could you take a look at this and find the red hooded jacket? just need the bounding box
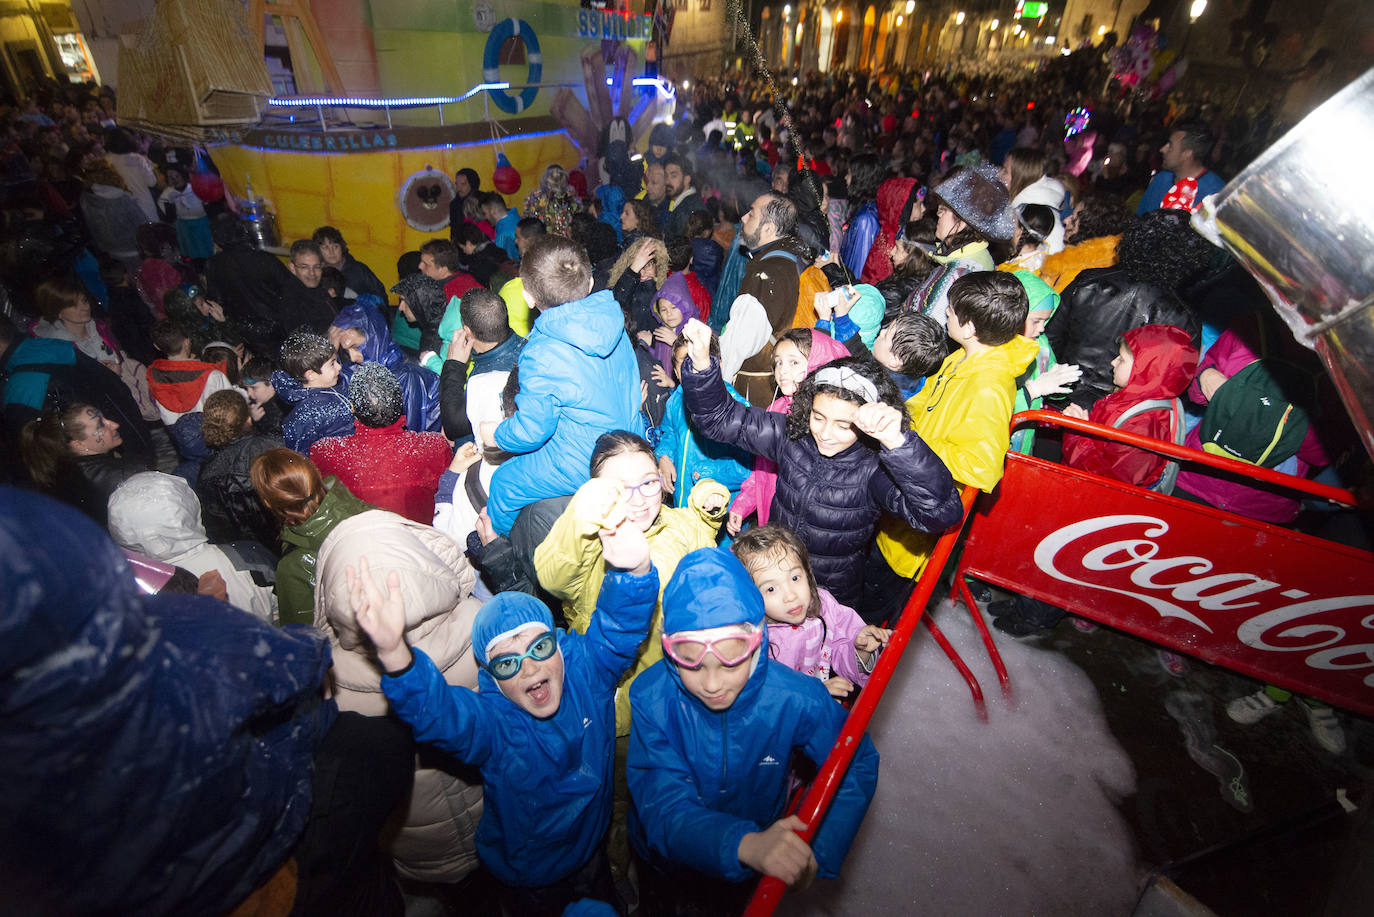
[1062,324,1199,488]
[860,177,918,285]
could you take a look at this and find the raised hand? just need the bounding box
[853,402,906,450]
[347,557,412,673]
[698,486,727,515]
[813,290,834,322]
[449,440,481,473]
[835,285,861,317]
[681,318,713,372]
[726,510,744,536]
[447,327,474,365]
[650,364,676,389]
[599,512,652,575]
[652,325,678,346]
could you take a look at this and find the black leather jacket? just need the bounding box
[1046,265,1200,409]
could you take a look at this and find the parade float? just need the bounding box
[115,0,678,283]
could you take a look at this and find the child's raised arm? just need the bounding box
[351,557,500,765]
[680,319,789,464]
[583,515,661,688]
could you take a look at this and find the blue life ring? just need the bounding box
[483,19,542,114]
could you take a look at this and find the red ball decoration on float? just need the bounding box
[492,153,521,195]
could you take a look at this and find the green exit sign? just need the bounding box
[1020,1,1048,17]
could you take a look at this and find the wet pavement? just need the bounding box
[778,592,1373,917]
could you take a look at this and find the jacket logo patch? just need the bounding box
[583,717,592,728]
[760,754,780,766]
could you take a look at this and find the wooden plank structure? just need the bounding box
[116,0,274,141]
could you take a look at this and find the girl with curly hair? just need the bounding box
[678,320,962,606]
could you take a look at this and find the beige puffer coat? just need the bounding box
[314,510,484,883]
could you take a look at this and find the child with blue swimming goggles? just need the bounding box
[350,488,659,916]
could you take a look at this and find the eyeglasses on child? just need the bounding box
[661,628,762,670]
[482,631,558,680]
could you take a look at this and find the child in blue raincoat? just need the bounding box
[352,492,659,917]
[627,547,879,912]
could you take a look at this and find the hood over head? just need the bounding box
[1010,269,1061,320]
[1,486,149,677]
[663,548,766,634]
[107,472,209,562]
[390,273,448,334]
[331,295,402,370]
[653,273,699,330]
[534,288,631,358]
[1115,323,1200,403]
[315,510,476,656]
[472,592,555,668]
[805,328,851,372]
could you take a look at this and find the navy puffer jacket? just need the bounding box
[682,357,962,605]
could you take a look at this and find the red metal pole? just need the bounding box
[1011,410,1359,506]
[741,485,980,916]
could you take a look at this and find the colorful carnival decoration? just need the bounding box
[1063,106,1092,139]
[483,18,543,114]
[397,165,456,232]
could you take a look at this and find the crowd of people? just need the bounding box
[0,58,1366,916]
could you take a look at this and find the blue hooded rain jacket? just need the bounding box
[0,487,335,915]
[381,566,660,887]
[487,288,646,535]
[627,548,879,882]
[332,295,442,433]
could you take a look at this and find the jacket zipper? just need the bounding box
[719,710,728,799]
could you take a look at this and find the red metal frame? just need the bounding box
[741,486,980,916]
[948,410,1369,717]
[741,410,1368,916]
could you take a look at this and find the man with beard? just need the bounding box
[662,153,707,240]
[719,193,807,407]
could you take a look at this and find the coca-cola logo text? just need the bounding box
[1034,515,1374,686]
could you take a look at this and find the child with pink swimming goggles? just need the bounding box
[627,547,878,911]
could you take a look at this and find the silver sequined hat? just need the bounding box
[931,163,1015,241]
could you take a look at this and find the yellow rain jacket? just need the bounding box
[877,334,1040,578]
[534,476,727,735]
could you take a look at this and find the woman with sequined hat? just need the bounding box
[903,162,1015,326]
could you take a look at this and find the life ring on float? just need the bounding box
[483,19,543,114]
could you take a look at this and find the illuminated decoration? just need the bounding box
[1064,106,1091,138]
[397,165,456,232]
[955,11,965,24]
[1045,34,1056,44]
[836,10,842,23]
[897,15,903,25]
[990,18,999,29]
[1016,1,1049,18]
[906,0,915,11]
[483,18,543,114]
[1189,0,1207,21]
